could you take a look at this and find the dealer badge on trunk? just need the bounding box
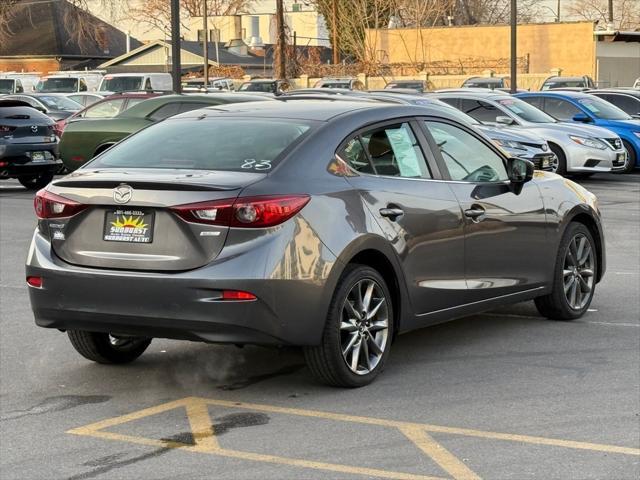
[113,184,133,204]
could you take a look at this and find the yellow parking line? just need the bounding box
[399,425,481,480]
[67,396,640,480]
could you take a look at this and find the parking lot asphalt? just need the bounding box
[1,173,638,480]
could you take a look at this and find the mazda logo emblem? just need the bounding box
[31,125,38,133]
[113,184,133,204]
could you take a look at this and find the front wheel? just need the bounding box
[304,265,393,387]
[548,144,567,176]
[535,223,597,320]
[617,140,637,174]
[18,171,54,190]
[67,330,151,364]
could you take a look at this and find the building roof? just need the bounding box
[0,0,141,59]
[100,40,274,69]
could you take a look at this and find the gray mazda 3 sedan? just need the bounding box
[26,100,606,387]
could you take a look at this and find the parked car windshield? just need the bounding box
[99,76,143,92]
[542,80,584,90]
[38,95,82,111]
[239,82,274,92]
[578,97,632,120]
[0,79,14,94]
[88,118,313,172]
[497,98,556,123]
[36,78,78,93]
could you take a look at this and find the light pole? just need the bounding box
[170,0,181,93]
[203,0,208,89]
[275,0,286,79]
[510,0,517,93]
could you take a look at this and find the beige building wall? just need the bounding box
[366,21,597,76]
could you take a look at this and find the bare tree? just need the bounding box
[127,0,253,34]
[566,0,640,29]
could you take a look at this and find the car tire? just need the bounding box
[535,223,597,320]
[67,330,151,364]
[619,140,636,174]
[548,143,567,176]
[18,171,54,190]
[304,264,394,388]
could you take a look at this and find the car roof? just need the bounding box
[520,90,590,99]
[544,76,586,82]
[432,90,509,99]
[173,98,458,122]
[118,93,262,117]
[465,77,503,82]
[589,89,640,97]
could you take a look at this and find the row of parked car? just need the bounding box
[1,77,638,190]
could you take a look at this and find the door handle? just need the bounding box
[464,207,486,219]
[379,207,404,220]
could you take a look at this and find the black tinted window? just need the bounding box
[543,98,581,121]
[522,96,543,109]
[148,102,181,121]
[88,119,312,172]
[595,94,640,115]
[460,99,500,123]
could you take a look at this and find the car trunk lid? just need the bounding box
[46,169,264,271]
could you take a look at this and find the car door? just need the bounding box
[422,119,550,303]
[339,119,467,320]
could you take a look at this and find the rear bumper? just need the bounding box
[0,142,60,177]
[26,227,338,346]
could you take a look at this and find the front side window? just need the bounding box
[595,94,640,116]
[425,121,508,182]
[87,119,313,172]
[497,97,556,123]
[578,97,631,120]
[543,98,582,121]
[0,79,14,94]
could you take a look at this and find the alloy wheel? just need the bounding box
[340,279,389,375]
[563,233,595,310]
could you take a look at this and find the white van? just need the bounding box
[98,73,173,94]
[0,73,41,94]
[35,71,104,93]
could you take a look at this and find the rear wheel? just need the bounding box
[548,143,567,176]
[535,223,597,320]
[618,140,637,174]
[67,330,151,364]
[304,265,393,387]
[18,171,54,190]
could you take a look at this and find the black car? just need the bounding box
[1,93,82,122]
[587,89,640,119]
[0,100,61,189]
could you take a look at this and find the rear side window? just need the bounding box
[148,102,181,121]
[88,119,313,172]
[341,123,431,179]
[460,99,500,123]
[84,98,125,118]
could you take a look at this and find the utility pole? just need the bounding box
[556,0,561,22]
[332,0,339,64]
[608,0,614,24]
[510,0,517,93]
[275,0,286,79]
[203,0,208,89]
[170,0,181,93]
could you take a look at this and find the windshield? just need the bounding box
[542,80,584,90]
[0,79,14,94]
[239,82,273,92]
[37,95,82,111]
[578,97,631,120]
[99,76,143,92]
[36,78,78,93]
[88,118,313,172]
[497,98,556,123]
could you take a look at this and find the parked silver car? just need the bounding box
[432,91,626,175]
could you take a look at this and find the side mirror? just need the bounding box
[496,115,515,125]
[572,112,592,123]
[507,157,534,194]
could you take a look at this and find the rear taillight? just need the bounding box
[221,290,257,301]
[53,120,66,137]
[26,276,43,288]
[0,125,16,133]
[34,189,87,219]
[171,195,310,228]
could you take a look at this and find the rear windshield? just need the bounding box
[0,79,14,94]
[99,76,143,92]
[497,98,556,123]
[239,82,273,92]
[36,78,78,92]
[37,95,82,111]
[88,118,313,172]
